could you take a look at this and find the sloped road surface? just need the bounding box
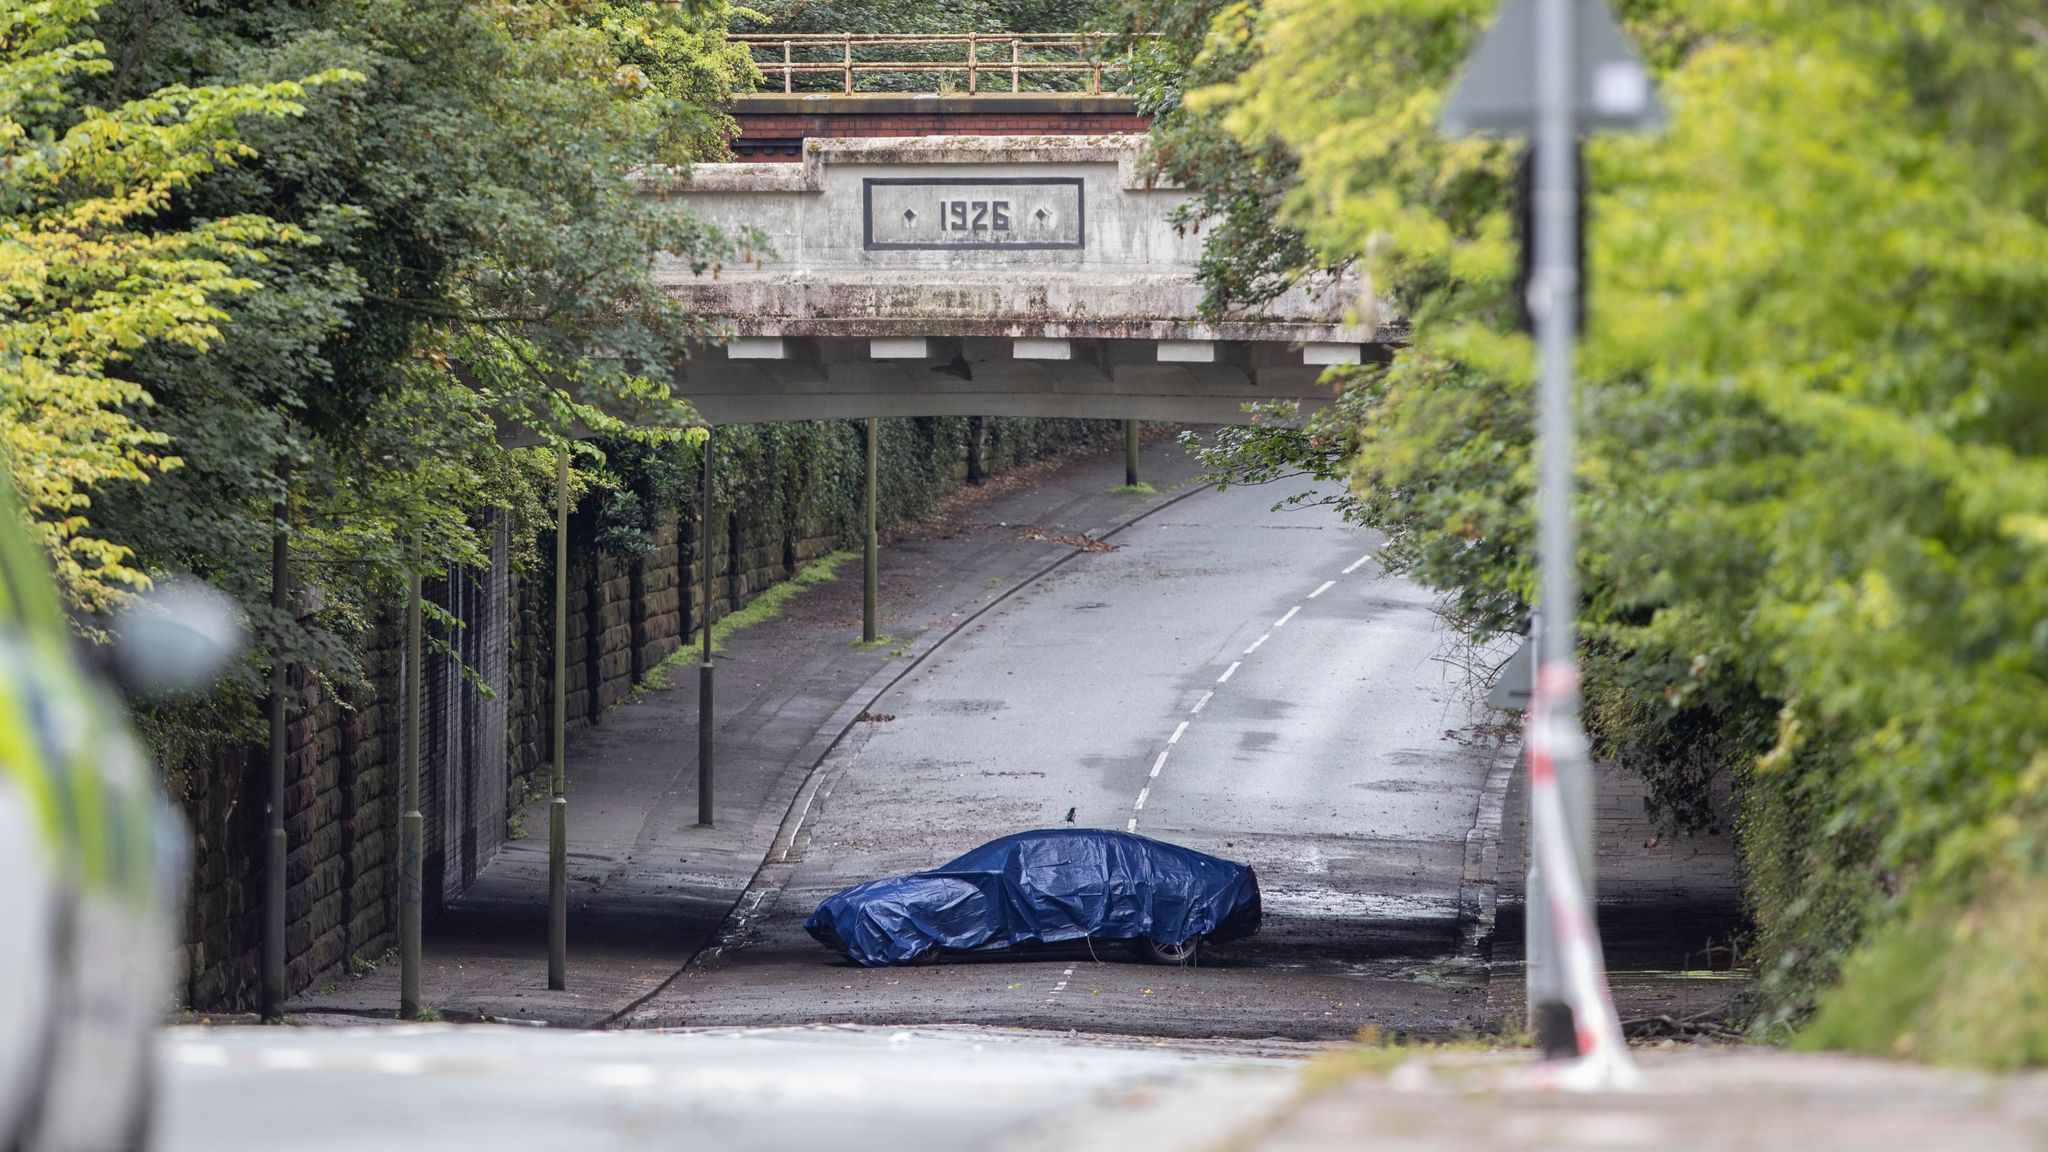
[631,481,1512,1040]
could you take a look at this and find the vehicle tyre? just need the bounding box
[119,1035,156,1152]
[1129,936,1203,965]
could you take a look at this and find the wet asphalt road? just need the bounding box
[159,1024,1296,1152]
[632,480,1512,1040]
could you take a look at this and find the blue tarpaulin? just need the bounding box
[804,829,1262,967]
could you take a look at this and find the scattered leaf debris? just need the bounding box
[1024,531,1117,553]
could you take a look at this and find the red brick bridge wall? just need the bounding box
[730,93,1150,160]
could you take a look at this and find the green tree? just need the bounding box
[0,0,349,613]
[71,0,754,715]
[1151,0,2048,1060]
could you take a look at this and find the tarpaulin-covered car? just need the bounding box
[804,829,1262,967]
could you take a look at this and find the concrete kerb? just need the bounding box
[1457,737,1522,968]
[601,478,1217,1027]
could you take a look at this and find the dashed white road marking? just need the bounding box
[368,1052,430,1077]
[1046,965,1077,1004]
[1125,555,1356,881]
[176,1045,229,1067]
[591,1063,659,1089]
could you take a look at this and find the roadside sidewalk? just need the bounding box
[993,1046,2048,1152]
[288,434,1206,1026]
[1484,754,1750,1035]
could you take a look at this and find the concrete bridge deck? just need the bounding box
[646,135,1393,424]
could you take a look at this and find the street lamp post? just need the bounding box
[1442,0,1662,1080]
[261,488,289,1021]
[1531,0,1586,1056]
[401,567,423,1018]
[699,427,717,827]
[863,418,879,645]
[549,448,570,990]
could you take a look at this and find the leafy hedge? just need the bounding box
[1142,0,2048,1061]
[592,417,1120,567]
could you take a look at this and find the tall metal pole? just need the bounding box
[400,567,423,1019]
[698,429,716,827]
[863,418,879,644]
[549,448,569,990]
[261,491,288,1021]
[1528,0,1593,1054]
[1124,419,1140,487]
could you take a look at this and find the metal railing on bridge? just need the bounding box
[734,32,1143,96]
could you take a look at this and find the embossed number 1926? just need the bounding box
[938,199,1011,232]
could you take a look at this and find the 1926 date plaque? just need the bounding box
[863,178,1085,251]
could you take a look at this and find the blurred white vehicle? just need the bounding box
[0,490,237,1152]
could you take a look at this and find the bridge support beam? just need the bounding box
[863,417,879,644]
[1124,419,1140,487]
[677,337,1360,426]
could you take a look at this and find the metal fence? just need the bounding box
[735,33,1141,96]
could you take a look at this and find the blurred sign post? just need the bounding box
[1487,634,1534,711]
[1442,0,1661,1082]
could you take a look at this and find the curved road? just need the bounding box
[631,480,1512,1039]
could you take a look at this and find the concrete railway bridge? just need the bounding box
[649,130,1391,425]
[406,64,1401,1010]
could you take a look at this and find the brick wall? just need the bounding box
[730,93,1151,160]
[169,623,403,1008]
[170,416,1121,1010]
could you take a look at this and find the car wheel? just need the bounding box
[119,1034,156,1152]
[1129,936,1203,965]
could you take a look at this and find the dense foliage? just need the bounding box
[0,0,760,770]
[1137,0,2048,1061]
[0,0,346,614]
[739,0,1108,37]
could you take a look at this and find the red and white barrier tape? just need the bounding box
[1522,662,1638,1091]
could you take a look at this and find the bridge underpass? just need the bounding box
[629,131,1397,955]
[319,103,1403,1013]
[158,31,1821,1152]
[321,117,1438,1024]
[313,96,1731,1039]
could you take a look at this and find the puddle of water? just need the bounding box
[1260,887,1459,921]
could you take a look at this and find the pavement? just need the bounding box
[1488,757,1750,1036]
[287,428,1746,1038]
[159,1022,2048,1152]
[1002,1042,2048,1152]
[290,433,1215,1026]
[176,434,2047,1150]
[628,472,1510,1039]
[157,1023,1303,1152]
